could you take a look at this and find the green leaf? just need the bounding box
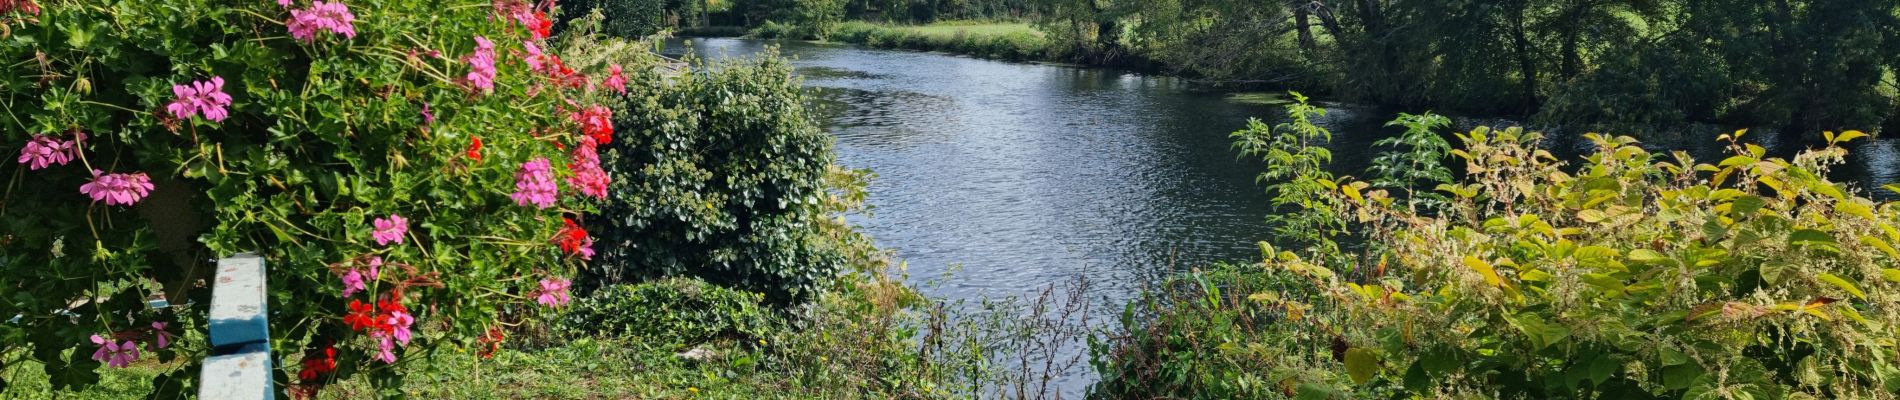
[1730,195,1765,217]
[1817,273,1866,300]
[1463,255,1503,287]
[1789,229,1837,246]
[1882,269,1900,283]
[1627,249,1666,263]
[1344,348,1379,385]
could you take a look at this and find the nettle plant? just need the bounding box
[1258,126,1900,398]
[1,0,632,396]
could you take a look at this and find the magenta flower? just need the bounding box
[340,269,365,297]
[165,77,234,122]
[374,336,397,364]
[79,171,155,206]
[371,214,407,246]
[510,158,558,209]
[386,310,415,345]
[151,321,175,350]
[278,0,292,7]
[603,64,627,94]
[577,237,596,260]
[535,278,570,307]
[463,36,498,93]
[17,135,75,170]
[90,334,139,368]
[286,1,357,43]
[420,102,435,124]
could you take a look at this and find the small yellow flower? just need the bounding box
[688,387,700,395]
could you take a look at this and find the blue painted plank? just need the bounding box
[208,253,269,351]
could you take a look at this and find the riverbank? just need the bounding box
[819,21,1051,63]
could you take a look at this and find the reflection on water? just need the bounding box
[664,37,1899,394]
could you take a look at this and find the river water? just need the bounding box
[663,37,1900,395]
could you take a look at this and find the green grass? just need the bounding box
[895,22,1039,39]
[829,21,1052,62]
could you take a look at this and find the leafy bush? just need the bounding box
[591,51,847,304]
[1104,97,1900,398]
[558,278,775,347]
[1,0,626,395]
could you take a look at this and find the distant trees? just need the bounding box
[578,0,1899,134]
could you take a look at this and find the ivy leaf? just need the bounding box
[1817,273,1866,300]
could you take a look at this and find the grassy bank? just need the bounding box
[751,21,1051,63]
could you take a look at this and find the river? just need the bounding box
[663,36,1900,395]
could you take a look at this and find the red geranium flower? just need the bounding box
[529,11,552,39]
[554,217,588,255]
[466,136,483,163]
[571,106,612,144]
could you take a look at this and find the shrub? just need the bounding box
[590,51,846,304]
[558,278,775,348]
[1104,97,1900,398]
[0,0,623,396]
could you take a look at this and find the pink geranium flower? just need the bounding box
[340,269,366,297]
[17,134,75,170]
[79,171,155,206]
[90,334,139,368]
[386,310,415,345]
[603,64,627,94]
[567,140,609,199]
[463,36,498,93]
[371,214,407,246]
[511,158,558,208]
[536,278,570,307]
[151,321,175,350]
[286,1,356,43]
[166,77,234,122]
[367,256,382,280]
[374,336,397,364]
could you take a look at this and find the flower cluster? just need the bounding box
[371,214,407,246]
[568,139,609,199]
[343,297,415,364]
[286,1,357,43]
[523,41,585,88]
[165,76,233,122]
[463,36,498,93]
[493,0,551,39]
[553,217,594,259]
[78,170,154,206]
[511,157,558,208]
[89,335,139,368]
[16,134,75,170]
[572,105,613,144]
[297,345,338,382]
[603,64,627,94]
[535,277,571,307]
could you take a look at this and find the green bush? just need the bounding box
[558,278,775,347]
[1101,97,1900,398]
[591,51,846,304]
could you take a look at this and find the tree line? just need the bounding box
[590,0,1900,135]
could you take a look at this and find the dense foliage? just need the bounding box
[0,0,628,396]
[1099,98,1900,398]
[589,51,853,304]
[557,278,775,347]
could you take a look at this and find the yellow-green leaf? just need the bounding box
[1463,255,1502,287]
[1882,269,1900,283]
[1627,249,1666,263]
[1345,348,1379,385]
[1818,273,1866,300]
